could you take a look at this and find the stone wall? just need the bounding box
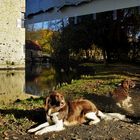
[0,0,25,68]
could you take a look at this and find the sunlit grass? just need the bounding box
[0,97,44,111]
[58,73,132,95]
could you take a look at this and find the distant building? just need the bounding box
[26,40,42,62]
[0,0,25,69]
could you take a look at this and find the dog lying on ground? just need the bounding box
[28,91,126,135]
[110,79,135,108]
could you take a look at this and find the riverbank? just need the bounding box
[0,63,140,139]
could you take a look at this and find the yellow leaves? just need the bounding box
[26,29,57,54]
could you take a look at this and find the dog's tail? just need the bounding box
[97,110,126,121]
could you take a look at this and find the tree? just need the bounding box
[26,29,54,54]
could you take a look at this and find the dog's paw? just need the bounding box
[89,120,100,125]
[28,128,36,133]
[35,130,44,135]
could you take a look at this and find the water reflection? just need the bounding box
[25,62,78,96]
[0,70,26,104]
[25,62,97,96]
[26,63,56,96]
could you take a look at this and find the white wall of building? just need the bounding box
[0,0,25,68]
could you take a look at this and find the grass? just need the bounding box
[0,63,139,136]
[58,73,134,96]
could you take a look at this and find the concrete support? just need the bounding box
[0,0,25,69]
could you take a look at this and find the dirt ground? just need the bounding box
[1,90,140,140]
[0,118,140,140]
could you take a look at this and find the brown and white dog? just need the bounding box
[111,79,135,108]
[28,91,126,135]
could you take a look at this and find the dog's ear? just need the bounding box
[44,96,50,111]
[57,93,66,108]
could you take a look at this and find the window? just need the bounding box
[17,12,25,28]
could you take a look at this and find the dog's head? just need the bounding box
[44,91,66,115]
[121,79,135,90]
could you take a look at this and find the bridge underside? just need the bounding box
[26,0,140,24]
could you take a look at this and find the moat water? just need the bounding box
[0,62,81,104]
[0,70,26,104]
[25,62,80,96]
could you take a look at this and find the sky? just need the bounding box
[27,18,69,31]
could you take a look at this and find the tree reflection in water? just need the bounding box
[25,62,96,96]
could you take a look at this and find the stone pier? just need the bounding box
[0,0,25,69]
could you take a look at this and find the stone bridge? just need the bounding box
[0,0,140,69]
[26,0,140,24]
